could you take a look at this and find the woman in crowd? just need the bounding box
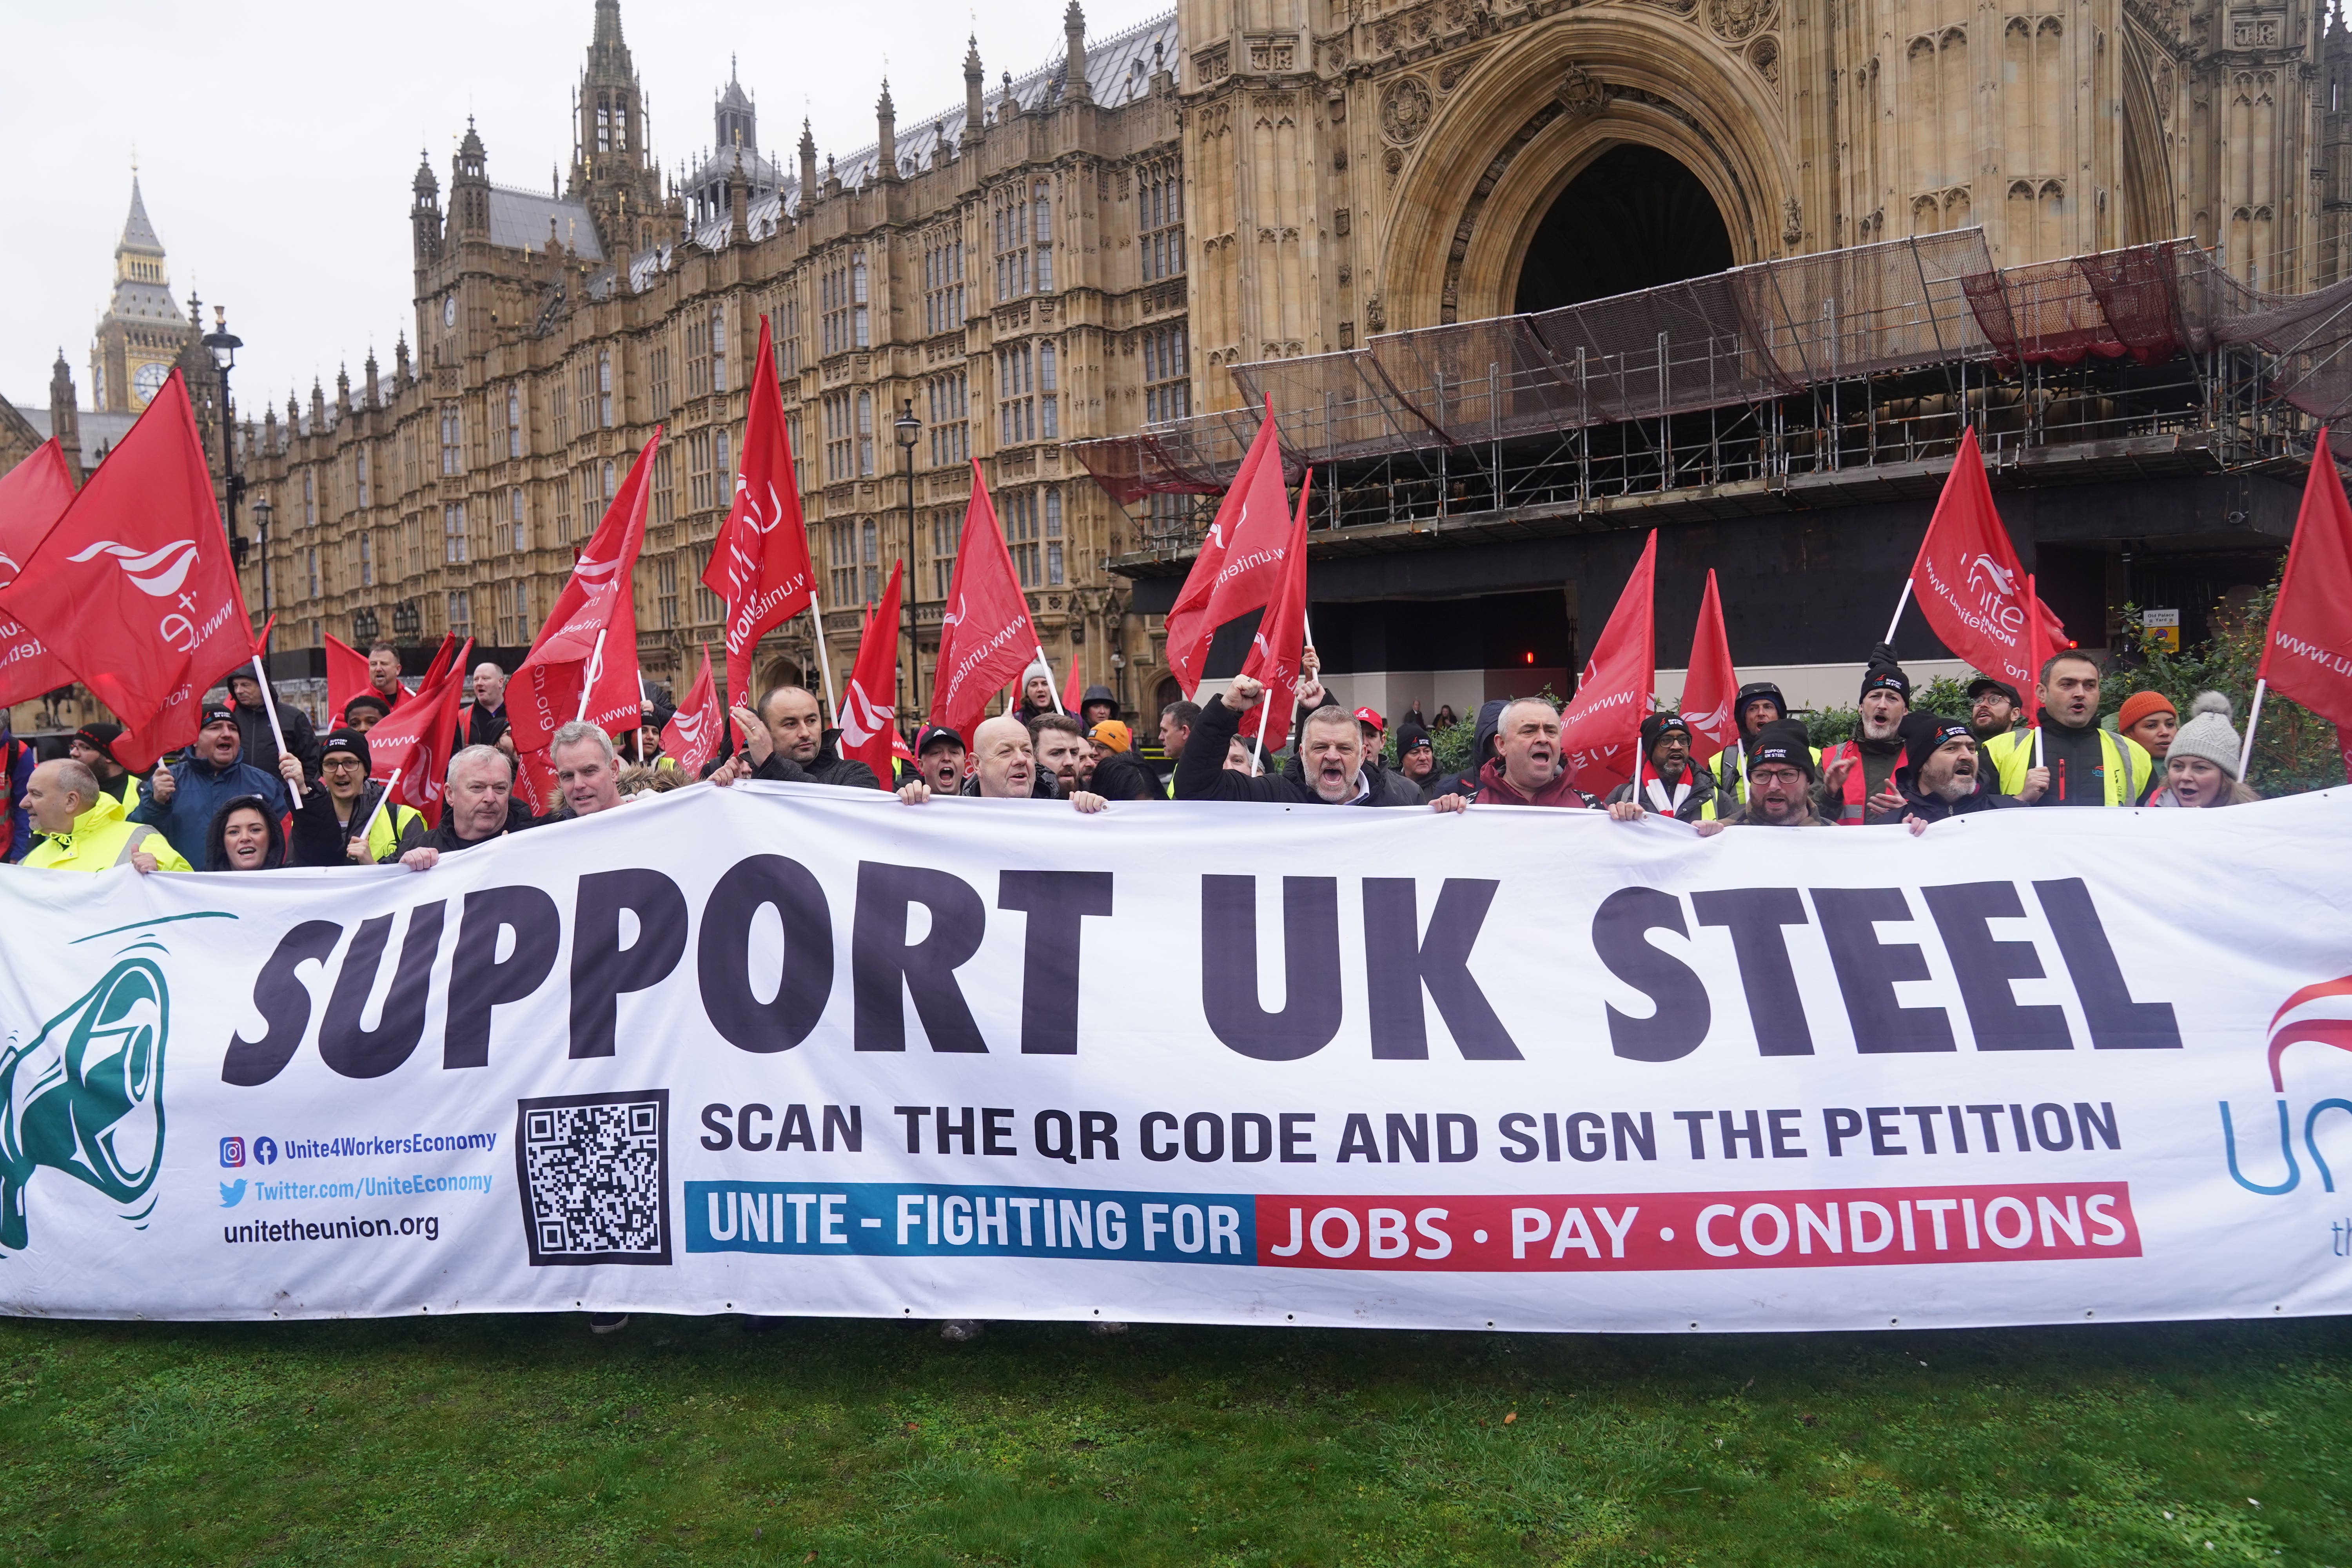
[2117,690,2178,762]
[1432,704,1458,730]
[2154,691,2260,807]
[205,795,288,871]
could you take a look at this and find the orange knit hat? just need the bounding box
[2116,690,2175,734]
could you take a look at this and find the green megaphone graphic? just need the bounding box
[0,957,168,1251]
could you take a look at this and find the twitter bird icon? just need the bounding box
[218,1179,247,1209]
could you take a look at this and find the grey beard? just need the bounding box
[1928,771,1975,802]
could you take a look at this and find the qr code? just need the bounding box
[514,1090,671,1267]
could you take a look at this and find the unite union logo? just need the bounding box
[65,539,200,598]
[2220,971,2352,1196]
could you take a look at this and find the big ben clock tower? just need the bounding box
[90,174,192,414]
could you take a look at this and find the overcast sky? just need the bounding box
[0,0,1169,415]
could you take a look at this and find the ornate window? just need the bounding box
[443,501,468,564]
[597,348,614,428]
[996,343,1036,446]
[1143,324,1190,423]
[924,229,965,336]
[1003,488,1042,587]
[506,385,523,457]
[1139,161,1185,282]
[439,405,462,475]
[927,370,968,466]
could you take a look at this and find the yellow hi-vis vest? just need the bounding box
[19,794,191,873]
[1983,726,2151,806]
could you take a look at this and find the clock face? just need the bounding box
[442,296,458,329]
[131,361,170,406]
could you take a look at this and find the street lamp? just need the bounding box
[250,493,274,652]
[200,308,249,603]
[894,398,923,715]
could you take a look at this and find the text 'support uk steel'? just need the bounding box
[1,782,2347,1330]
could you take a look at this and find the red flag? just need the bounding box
[1236,471,1314,758]
[508,430,659,751]
[0,441,78,708]
[1903,427,2063,688]
[1163,403,1294,697]
[362,638,471,827]
[928,461,1044,743]
[1559,530,1658,797]
[322,632,374,724]
[838,560,902,789]
[662,645,725,778]
[703,318,815,728]
[1679,568,1739,767]
[512,747,560,817]
[2022,573,2054,729]
[2254,430,2352,729]
[0,370,253,771]
[1062,646,1085,718]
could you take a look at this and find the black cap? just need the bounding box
[1965,675,2022,706]
[1748,719,1818,780]
[1901,713,1976,775]
[319,727,372,770]
[916,724,964,756]
[199,704,237,730]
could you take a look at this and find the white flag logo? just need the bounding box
[66,540,200,598]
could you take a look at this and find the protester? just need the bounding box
[1434,697,1589,811]
[131,705,292,871]
[366,642,411,708]
[1077,684,1119,730]
[914,725,967,795]
[226,664,321,783]
[616,762,686,796]
[399,746,537,868]
[1178,675,1428,806]
[2154,692,2261,807]
[1985,651,2155,806]
[462,662,510,748]
[728,687,880,789]
[0,721,31,864]
[1871,714,2020,830]
[1603,713,1724,822]
[205,796,289,871]
[549,721,626,818]
[341,692,393,733]
[1353,707,1386,751]
[1086,720,1160,802]
[67,724,140,812]
[1392,722,1439,798]
[2116,690,2178,762]
[1967,677,2024,743]
[1157,700,1201,797]
[895,716,1106,811]
[1817,658,1910,824]
[15,759,189,873]
[1434,700,1507,797]
[632,703,675,768]
[282,728,425,866]
[1710,680,1800,803]
[1718,720,1832,827]
[1031,714,1093,798]
[1013,664,1061,726]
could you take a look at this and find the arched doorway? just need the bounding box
[1512,143,1736,313]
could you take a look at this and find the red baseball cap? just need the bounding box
[1352,706,1385,733]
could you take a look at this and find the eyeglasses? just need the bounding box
[321,757,364,772]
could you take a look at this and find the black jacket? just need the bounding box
[287,780,429,866]
[426,793,541,852]
[1176,695,1423,806]
[233,697,321,784]
[751,733,882,790]
[1433,700,1508,799]
[460,701,509,750]
[1604,765,1727,822]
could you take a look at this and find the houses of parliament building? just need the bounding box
[18,0,2352,722]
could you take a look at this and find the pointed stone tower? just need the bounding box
[90,174,192,413]
[568,0,663,256]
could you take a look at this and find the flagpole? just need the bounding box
[356,768,402,853]
[250,666,305,802]
[577,628,608,723]
[806,596,840,725]
[1031,642,1060,711]
[1882,578,1913,645]
[2236,678,2267,783]
[1250,688,1278,777]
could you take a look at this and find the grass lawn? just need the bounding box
[0,1311,2342,1566]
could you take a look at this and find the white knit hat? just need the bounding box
[2167,691,2242,777]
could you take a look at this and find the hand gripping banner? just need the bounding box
[2,785,2350,1331]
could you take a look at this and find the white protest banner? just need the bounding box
[2,783,2349,1332]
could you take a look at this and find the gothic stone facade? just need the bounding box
[237,0,2351,716]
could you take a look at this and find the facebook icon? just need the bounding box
[253,1137,278,1166]
[220,1136,245,1169]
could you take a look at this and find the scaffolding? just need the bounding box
[1080,229,2352,565]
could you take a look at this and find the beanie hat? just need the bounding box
[2167,691,2243,778]
[318,728,372,771]
[1640,712,1692,752]
[1859,662,1912,703]
[1900,713,1975,776]
[2116,690,2176,735]
[1395,721,1433,755]
[1749,719,1818,781]
[1089,719,1132,753]
[73,722,125,764]
[199,704,237,730]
